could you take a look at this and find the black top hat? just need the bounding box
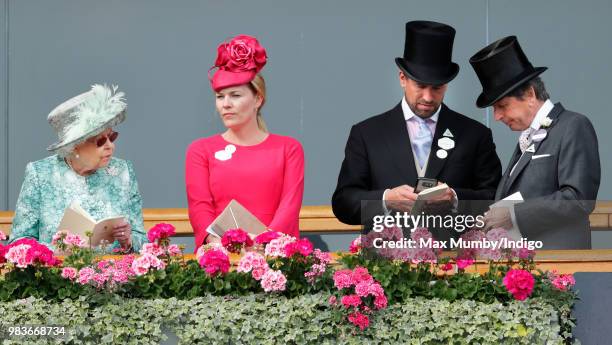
[395,21,460,85]
[470,36,547,108]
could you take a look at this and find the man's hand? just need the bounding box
[422,182,456,213]
[483,207,513,231]
[384,185,418,212]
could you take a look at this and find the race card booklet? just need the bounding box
[489,192,524,240]
[57,201,125,246]
[411,183,450,215]
[206,199,268,238]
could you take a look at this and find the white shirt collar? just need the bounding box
[401,97,441,123]
[528,99,554,131]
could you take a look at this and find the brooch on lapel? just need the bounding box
[214,144,237,161]
[106,166,119,176]
[436,129,454,159]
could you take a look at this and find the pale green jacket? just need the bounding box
[10,155,147,251]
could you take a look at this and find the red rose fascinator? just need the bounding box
[209,35,268,92]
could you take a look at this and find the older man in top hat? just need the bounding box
[471,36,600,249]
[332,20,502,238]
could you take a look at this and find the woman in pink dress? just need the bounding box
[185,35,304,249]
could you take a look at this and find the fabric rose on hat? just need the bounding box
[216,35,267,73]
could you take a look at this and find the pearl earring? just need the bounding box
[75,153,80,159]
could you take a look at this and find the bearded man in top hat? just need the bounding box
[471,36,600,249]
[332,20,502,238]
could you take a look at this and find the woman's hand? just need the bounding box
[112,220,132,250]
[206,235,221,244]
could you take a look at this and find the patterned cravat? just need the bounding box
[412,117,433,168]
[519,128,534,153]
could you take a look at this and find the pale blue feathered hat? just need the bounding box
[47,84,127,157]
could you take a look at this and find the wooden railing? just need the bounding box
[2,202,612,236]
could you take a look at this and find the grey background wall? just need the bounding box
[1,1,611,250]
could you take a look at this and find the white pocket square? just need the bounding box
[531,154,551,160]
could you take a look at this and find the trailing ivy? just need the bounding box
[0,294,574,345]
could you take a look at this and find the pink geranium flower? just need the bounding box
[140,243,164,257]
[7,238,60,267]
[78,267,95,285]
[330,266,387,331]
[441,262,453,271]
[548,270,576,291]
[481,228,510,260]
[264,235,296,257]
[0,244,6,264]
[221,228,254,253]
[348,312,369,331]
[237,251,268,274]
[368,282,385,298]
[254,231,282,245]
[284,238,314,257]
[65,256,136,290]
[328,295,337,305]
[131,253,166,276]
[92,273,108,288]
[251,267,268,281]
[64,233,87,248]
[5,244,33,268]
[333,269,353,290]
[552,274,576,291]
[61,267,78,280]
[374,294,388,310]
[349,236,362,253]
[350,266,374,285]
[198,249,230,276]
[503,269,535,301]
[304,249,332,283]
[341,294,362,308]
[147,223,176,243]
[456,259,475,270]
[260,269,287,292]
[167,244,182,256]
[514,247,536,260]
[457,229,486,260]
[355,281,371,297]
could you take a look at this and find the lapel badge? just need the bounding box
[436,149,448,159]
[442,128,453,137]
[438,137,455,150]
[525,144,535,153]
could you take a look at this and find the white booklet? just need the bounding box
[489,192,524,240]
[410,183,450,215]
[490,191,524,208]
[206,199,267,239]
[57,201,125,246]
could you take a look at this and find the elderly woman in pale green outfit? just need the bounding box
[9,84,147,252]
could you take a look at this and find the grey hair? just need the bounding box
[506,76,550,101]
[56,145,77,159]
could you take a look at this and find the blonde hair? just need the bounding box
[249,74,268,132]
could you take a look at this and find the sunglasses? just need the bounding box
[89,131,119,147]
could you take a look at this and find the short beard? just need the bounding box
[408,102,439,118]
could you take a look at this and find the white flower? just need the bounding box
[540,116,553,128]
